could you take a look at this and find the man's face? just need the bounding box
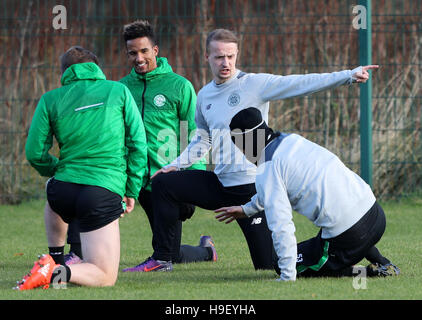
[206,41,238,84]
[126,37,159,74]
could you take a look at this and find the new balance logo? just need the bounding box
[297,253,303,263]
[251,217,262,225]
[38,263,50,277]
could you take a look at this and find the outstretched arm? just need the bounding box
[254,65,379,102]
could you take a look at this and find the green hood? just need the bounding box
[61,62,106,86]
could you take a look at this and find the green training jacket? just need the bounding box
[25,62,148,199]
[120,57,206,191]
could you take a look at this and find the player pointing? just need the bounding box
[144,29,380,272]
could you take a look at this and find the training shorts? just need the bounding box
[46,177,124,232]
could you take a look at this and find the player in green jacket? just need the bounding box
[25,62,147,199]
[119,56,203,191]
[64,20,217,270]
[17,46,148,290]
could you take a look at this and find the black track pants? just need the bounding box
[151,170,278,270]
[138,189,210,263]
[296,201,390,277]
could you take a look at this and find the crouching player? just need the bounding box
[216,108,399,281]
[16,46,147,290]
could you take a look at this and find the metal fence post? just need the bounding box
[358,0,373,187]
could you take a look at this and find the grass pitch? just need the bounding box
[0,195,421,300]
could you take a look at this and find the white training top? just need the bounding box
[242,133,376,281]
[167,67,362,187]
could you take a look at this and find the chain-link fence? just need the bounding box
[1,0,421,204]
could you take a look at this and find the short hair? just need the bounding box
[60,46,99,73]
[206,29,239,53]
[123,20,156,45]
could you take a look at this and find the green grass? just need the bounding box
[0,196,421,300]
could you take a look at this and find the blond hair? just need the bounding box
[206,29,239,53]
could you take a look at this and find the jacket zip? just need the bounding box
[141,78,152,188]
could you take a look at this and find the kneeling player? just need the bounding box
[216,108,399,281]
[16,46,147,290]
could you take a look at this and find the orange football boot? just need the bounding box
[15,254,59,290]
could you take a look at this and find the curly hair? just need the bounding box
[123,20,156,45]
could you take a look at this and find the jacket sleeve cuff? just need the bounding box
[350,66,363,83]
[163,162,181,171]
[241,194,265,217]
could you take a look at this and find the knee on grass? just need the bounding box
[68,262,119,287]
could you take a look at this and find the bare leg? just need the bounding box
[44,202,67,247]
[68,219,120,287]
